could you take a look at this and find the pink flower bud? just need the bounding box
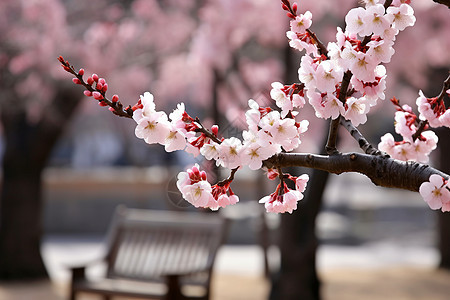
[92,74,99,82]
[87,77,94,85]
[109,107,115,112]
[98,101,108,107]
[211,125,219,136]
[112,95,119,103]
[72,78,82,85]
[192,165,200,176]
[102,84,108,92]
[78,68,85,76]
[287,12,296,19]
[96,82,103,90]
[98,78,106,85]
[267,169,279,180]
[200,171,207,181]
[292,3,298,13]
[83,90,93,97]
[93,91,103,100]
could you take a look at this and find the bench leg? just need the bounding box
[69,290,76,300]
[165,275,183,300]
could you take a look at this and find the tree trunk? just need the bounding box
[0,168,47,278]
[0,82,80,279]
[270,132,330,300]
[437,127,450,269]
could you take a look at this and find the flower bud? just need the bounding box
[84,90,93,97]
[93,91,103,100]
[78,68,85,76]
[102,84,108,92]
[72,78,82,85]
[98,101,108,106]
[92,73,99,82]
[112,94,119,103]
[87,77,94,85]
[192,165,200,176]
[211,125,219,136]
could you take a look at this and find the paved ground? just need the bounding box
[2,238,450,300]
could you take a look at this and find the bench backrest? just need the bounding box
[104,207,226,283]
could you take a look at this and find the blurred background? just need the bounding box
[0,0,449,299]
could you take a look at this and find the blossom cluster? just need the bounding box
[378,97,437,163]
[176,164,238,211]
[259,172,309,213]
[132,89,310,212]
[285,2,415,126]
[416,90,450,128]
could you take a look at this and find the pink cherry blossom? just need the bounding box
[286,31,319,57]
[241,141,278,170]
[366,39,395,64]
[163,126,186,152]
[314,60,343,93]
[181,181,214,208]
[289,11,313,34]
[133,92,156,123]
[298,55,317,88]
[200,141,220,161]
[259,183,304,214]
[343,96,370,126]
[386,4,416,32]
[345,7,367,37]
[378,133,396,154]
[217,137,243,169]
[295,174,309,193]
[363,4,390,36]
[350,52,377,82]
[419,174,450,211]
[134,112,171,145]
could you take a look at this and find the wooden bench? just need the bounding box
[69,206,228,300]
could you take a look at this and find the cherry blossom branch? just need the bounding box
[217,167,239,187]
[264,152,449,192]
[340,118,382,155]
[325,70,353,154]
[438,73,450,101]
[412,73,449,140]
[58,56,134,118]
[306,28,328,57]
[361,1,392,48]
[193,117,222,144]
[411,120,428,141]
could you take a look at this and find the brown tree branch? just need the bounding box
[340,118,382,155]
[433,0,450,8]
[264,152,448,192]
[325,70,353,154]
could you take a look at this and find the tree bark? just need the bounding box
[270,132,329,300]
[0,82,80,279]
[437,127,450,269]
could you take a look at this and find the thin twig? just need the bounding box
[340,118,382,155]
[325,71,353,154]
